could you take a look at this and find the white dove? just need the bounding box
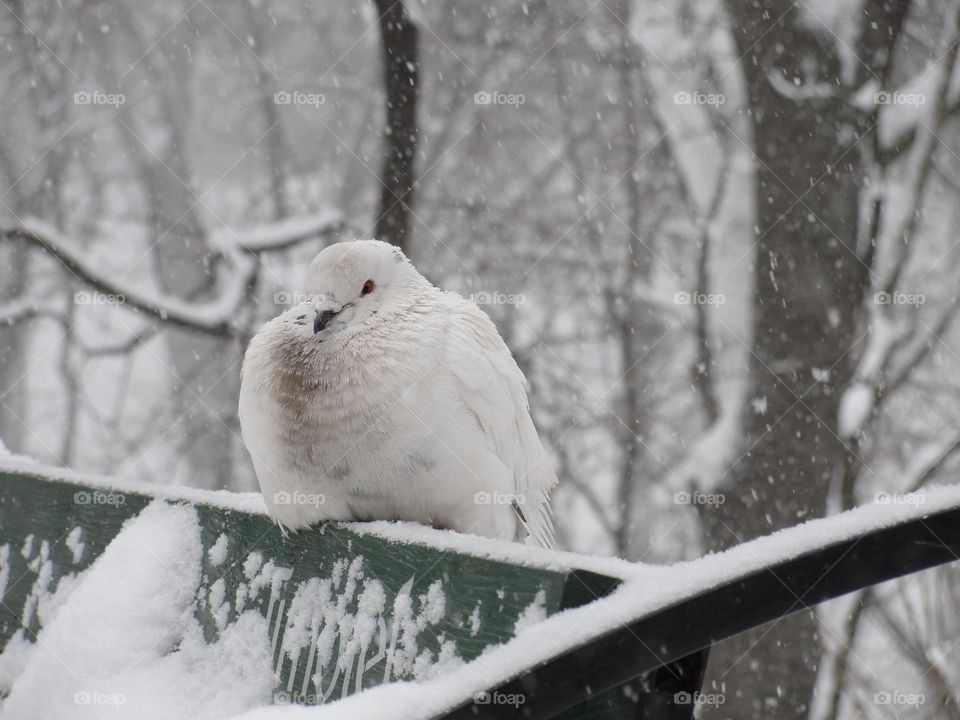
[238,240,557,547]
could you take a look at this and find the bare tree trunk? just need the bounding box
[0,241,28,450]
[0,0,71,456]
[612,0,663,560]
[702,2,873,716]
[372,0,419,253]
[117,14,240,489]
[244,1,289,221]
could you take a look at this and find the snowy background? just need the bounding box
[1,0,960,718]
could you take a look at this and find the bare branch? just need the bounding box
[691,163,728,426]
[853,0,910,89]
[2,208,348,336]
[886,292,960,395]
[553,443,618,538]
[371,0,419,251]
[211,210,345,253]
[3,218,255,336]
[0,294,59,325]
[906,433,960,492]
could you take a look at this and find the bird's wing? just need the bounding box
[444,296,558,548]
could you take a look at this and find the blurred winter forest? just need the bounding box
[2,0,960,717]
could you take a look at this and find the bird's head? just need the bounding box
[300,240,426,339]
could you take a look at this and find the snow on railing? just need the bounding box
[1,458,958,720]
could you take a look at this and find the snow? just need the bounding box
[66,527,86,565]
[876,61,955,150]
[671,402,743,493]
[513,590,547,634]
[467,605,481,637]
[902,437,960,488]
[0,439,37,465]
[236,485,960,719]
[0,502,275,720]
[0,456,631,578]
[797,0,861,85]
[0,294,50,325]
[0,456,267,516]
[210,211,344,253]
[0,544,10,602]
[19,534,34,560]
[1,461,958,719]
[838,310,902,439]
[837,382,874,439]
[16,216,257,334]
[275,557,394,700]
[21,538,52,629]
[808,591,864,720]
[347,520,638,580]
[2,3,956,715]
[208,534,230,567]
[209,578,230,631]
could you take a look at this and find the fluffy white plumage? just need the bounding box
[238,240,557,547]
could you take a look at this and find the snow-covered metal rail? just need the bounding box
[1,459,957,719]
[442,492,960,719]
[0,462,663,719]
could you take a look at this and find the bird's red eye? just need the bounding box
[361,279,375,295]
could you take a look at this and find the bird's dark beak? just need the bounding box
[314,309,339,334]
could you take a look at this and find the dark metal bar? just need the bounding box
[441,505,960,719]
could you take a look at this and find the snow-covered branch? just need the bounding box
[209,209,344,253]
[3,218,255,336]
[836,12,960,443]
[904,433,960,493]
[765,70,838,102]
[886,293,960,394]
[3,211,345,336]
[0,294,60,325]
